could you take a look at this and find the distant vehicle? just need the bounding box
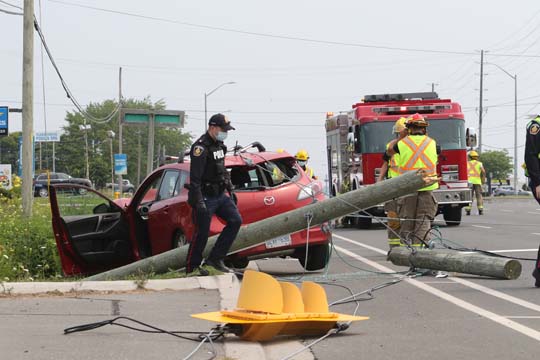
[105,179,135,194]
[493,186,532,197]
[48,143,331,276]
[33,172,92,197]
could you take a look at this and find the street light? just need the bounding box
[79,122,91,180]
[204,81,236,131]
[107,130,115,189]
[487,62,518,195]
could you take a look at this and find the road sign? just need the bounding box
[35,132,60,142]
[114,154,128,175]
[0,106,8,136]
[121,109,185,128]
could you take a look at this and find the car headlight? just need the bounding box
[297,181,322,201]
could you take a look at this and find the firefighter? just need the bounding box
[464,150,486,215]
[186,113,243,276]
[377,117,408,249]
[295,149,317,179]
[384,113,439,247]
[524,115,540,287]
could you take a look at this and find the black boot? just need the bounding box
[204,258,233,273]
[533,269,540,288]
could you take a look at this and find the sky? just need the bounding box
[2,0,540,185]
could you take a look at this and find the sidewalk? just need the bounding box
[0,272,313,360]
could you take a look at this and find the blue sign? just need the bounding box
[114,154,127,175]
[0,106,8,136]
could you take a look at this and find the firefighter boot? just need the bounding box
[465,209,471,216]
[479,209,484,215]
[533,268,540,288]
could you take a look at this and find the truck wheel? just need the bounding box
[297,243,330,271]
[356,216,372,229]
[443,206,462,226]
[38,187,48,197]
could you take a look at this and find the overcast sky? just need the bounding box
[2,0,540,183]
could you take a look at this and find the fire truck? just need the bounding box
[326,92,473,228]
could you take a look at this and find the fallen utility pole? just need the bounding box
[85,170,434,280]
[388,247,521,280]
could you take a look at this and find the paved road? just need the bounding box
[255,197,540,360]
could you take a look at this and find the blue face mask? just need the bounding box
[216,131,228,142]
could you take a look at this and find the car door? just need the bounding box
[146,170,188,254]
[49,184,133,276]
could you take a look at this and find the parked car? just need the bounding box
[105,179,135,194]
[48,143,331,276]
[493,186,532,197]
[34,172,92,197]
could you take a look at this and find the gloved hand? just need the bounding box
[230,191,238,205]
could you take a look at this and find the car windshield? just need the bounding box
[229,157,300,190]
[360,118,466,153]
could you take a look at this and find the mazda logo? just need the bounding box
[263,196,275,206]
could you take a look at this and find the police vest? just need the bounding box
[467,160,484,185]
[397,135,438,191]
[386,141,400,179]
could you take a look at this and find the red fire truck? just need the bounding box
[326,92,473,228]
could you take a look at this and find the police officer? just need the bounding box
[524,115,540,287]
[186,113,242,276]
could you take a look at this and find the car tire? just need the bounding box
[443,206,462,226]
[225,257,249,269]
[297,243,330,271]
[172,230,188,248]
[356,216,372,229]
[38,187,48,197]
[78,188,88,195]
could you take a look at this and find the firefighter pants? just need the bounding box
[398,191,437,246]
[465,184,483,212]
[186,192,242,273]
[384,199,401,248]
[530,180,540,280]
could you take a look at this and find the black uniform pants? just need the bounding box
[186,192,242,272]
[531,180,540,274]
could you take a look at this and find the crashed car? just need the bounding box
[49,143,331,276]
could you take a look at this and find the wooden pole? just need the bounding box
[387,247,521,280]
[85,170,434,280]
[22,0,34,217]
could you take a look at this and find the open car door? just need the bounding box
[49,184,133,276]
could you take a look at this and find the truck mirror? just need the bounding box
[354,125,362,154]
[466,128,477,147]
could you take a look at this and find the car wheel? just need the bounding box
[172,230,188,248]
[78,188,88,195]
[225,257,249,269]
[38,187,48,197]
[297,243,330,271]
[127,189,135,195]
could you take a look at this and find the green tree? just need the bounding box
[57,97,192,188]
[0,132,20,172]
[479,150,512,182]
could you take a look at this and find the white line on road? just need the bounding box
[333,236,540,342]
[527,212,539,215]
[472,225,492,229]
[532,233,540,236]
[506,316,540,319]
[488,249,538,253]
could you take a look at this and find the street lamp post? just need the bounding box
[488,62,518,195]
[107,130,115,190]
[204,81,236,131]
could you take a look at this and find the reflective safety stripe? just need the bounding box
[306,167,315,178]
[467,160,483,185]
[386,142,400,178]
[388,239,401,245]
[399,137,436,175]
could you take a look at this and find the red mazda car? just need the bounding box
[49,143,331,276]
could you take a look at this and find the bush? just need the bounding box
[0,196,62,281]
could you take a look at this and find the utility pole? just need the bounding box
[478,49,484,153]
[22,0,34,217]
[117,67,123,193]
[146,114,155,175]
[514,75,518,195]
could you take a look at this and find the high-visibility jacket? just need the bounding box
[386,141,400,178]
[397,135,438,191]
[305,166,316,180]
[467,160,484,185]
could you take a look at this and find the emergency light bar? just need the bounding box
[372,104,451,114]
[364,92,439,103]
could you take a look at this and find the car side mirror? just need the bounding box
[466,128,477,148]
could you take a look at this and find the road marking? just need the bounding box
[333,236,540,342]
[506,316,540,319]
[527,212,539,215]
[333,234,387,255]
[488,249,538,253]
[532,233,540,236]
[472,225,492,229]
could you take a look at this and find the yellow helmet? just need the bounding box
[276,148,285,153]
[392,117,408,134]
[469,150,479,159]
[295,149,309,161]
